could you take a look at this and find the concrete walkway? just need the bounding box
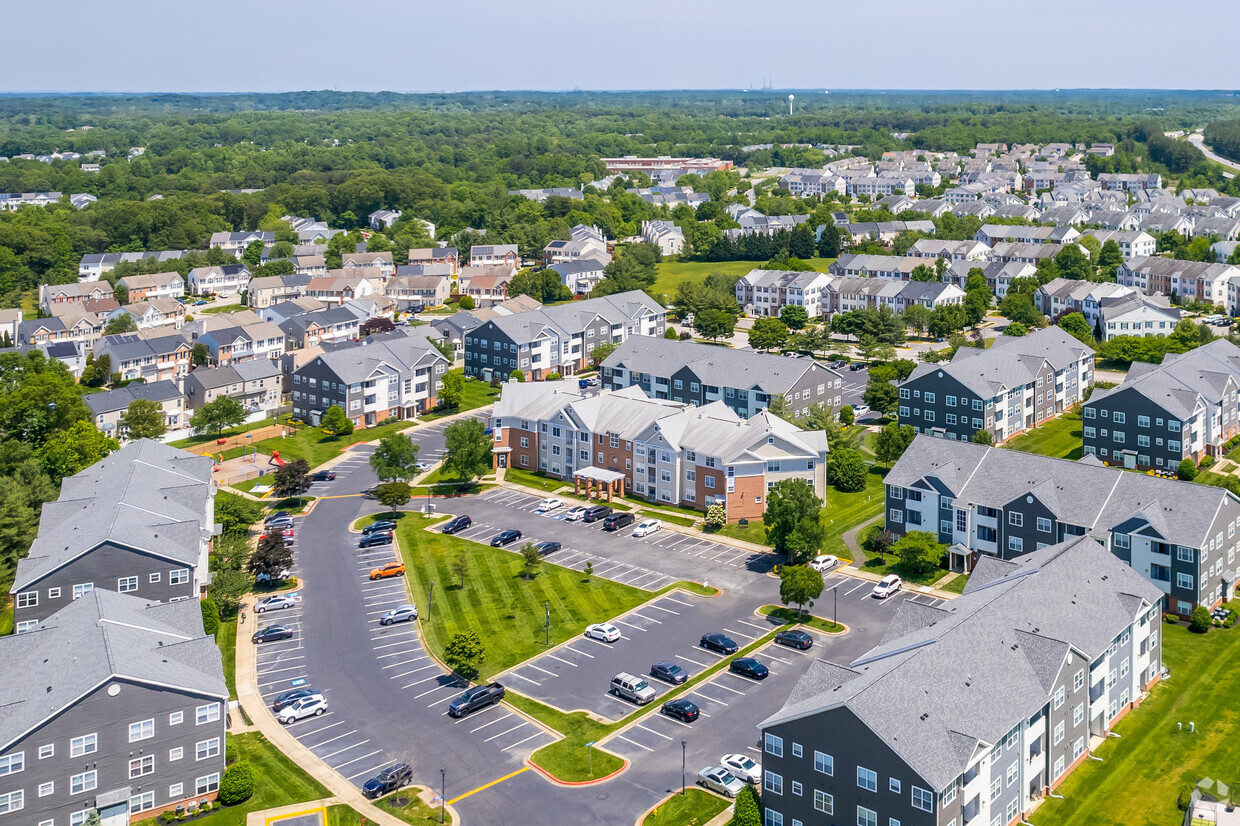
[841,513,883,564]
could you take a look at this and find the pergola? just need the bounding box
[572,466,625,502]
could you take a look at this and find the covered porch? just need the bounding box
[573,466,625,502]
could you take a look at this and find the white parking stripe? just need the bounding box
[469,714,512,733]
[503,732,546,752]
[526,663,559,677]
[616,734,654,752]
[484,722,527,743]
[320,739,370,761]
[333,750,383,771]
[738,620,767,632]
[844,580,870,596]
[346,762,390,781]
[257,664,305,676]
[691,690,730,707]
[506,671,541,686]
[294,720,343,738]
[723,628,757,640]
[546,654,578,668]
[375,648,422,659]
[306,729,358,750]
[676,654,710,667]
[636,724,673,741]
[711,681,747,696]
[615,620,647,632]
[647,603,680,615]
[373,638,418,649]
[630,612,662,625]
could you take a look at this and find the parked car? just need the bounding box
[252,624,294,644]
[807,554,839,572]
[650,661,688,685]
[730,657,770,680]
[698,766,745,798]
[272,687,321,712]
[310,470,336,482]
[873,573,903,599]
[448,683,506,718]
[363,520,397,535]
[369,561,406,581]
[255,594,296,613]
[602,512,634,532]
[720,753,762,784]
[362,763,413,799]
[632,518,662,537]
[585,623,621,643]
[611,672,656,704]
[379,604,418,626]
[259,527,295,543]
[563,506,588,522]
[582,505,612,523]
[775,629,813,650]
[848,362,866,371]
[491,529,522,547]
[661,698,700,722]
[441,515,472,534]
[415,461,432,472]
[852,404,871,417]
[277,695,327,724]
[533,540,562,556]
[254,568,292,584]
[699,633,738,654]
[537,497,563,512]
[265,511,292,525]
[359,531,393,548]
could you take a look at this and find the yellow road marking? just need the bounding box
[265,805,326,825]
[317,493,367,499]
[447,765,529,805]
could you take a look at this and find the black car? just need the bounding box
[272,687,320,712]
[775,629,813,650]
[582,505,612,523]
[252,625,294,644]
[264,511,291,525]
[359,531,393,548]
[442,515,472,534]
[650,661,688,685]
[363,520,397,535]
[361,763,413,799]
[310,470,336,482]
[730,657,770,680]
[534,540,562,556]
[700,633,739,654]
[661,698,700,723]
[491,529,522,547]
[849,362,866,371]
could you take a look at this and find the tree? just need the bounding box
[1189,606,1213,634]
[190,395,247,436]
[748,318,789,352]
[997,292,1043,326]
[1177,458,1198,481]
[191,342,210,367]
[972,429,995,445]
[0,477,38,591]
[780,565,825,619]
[789,222,816,259]
[731,786,763,826]
[242,239,265,269]
[442,418,493,481]
[1003,321,1028,337]
[873,423,916,466]
[200,597,221,637]
[444,631,486,679]
[763,479,824,563]
[105,313,138,335]
[272,458,312,498]
[704,504,726,528]
[817,223,841,258]
[0,351,91,447]
[1057,312,1097,348]
[248,532,293,580]
[374,481,412,514]
[694,309,736,341]
[452,554,469,589]
[37,421,119,484]
[1055,243,1093,281]
[215,491,262,536]
[910,263,939,283]
[839,405,855,426]
[370,433,420,482]
[519,541,542,580]
[458,295,476,310]
[590,340,618,365]
[218,762,256,805]
[779,304,809,330]
[863,377,899,416]
[901,304,932,336]
[119,398,166,440]
[893,531,945,575]
[509,369,525,382]
[582,561,594,581]
[664,326,679,339]
[439,369,465,408]
[1097,240,1124,279]
[826,448,868,492]
[319,404,354,436]
[360,317,396,336]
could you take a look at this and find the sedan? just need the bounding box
[310,470,336,482]
[254,568,292,584]
[563,506,588,522]
[264,511,292,525]
[698,766,745,799]
[720,753,762,784]
[252,624,294,644]
[661,698,700,723]
[361,763,412,799]
[415,461,432,472]
[873,574,903,599]
[363,520,397,535]
[491,529,522,547]
[533,540,561,556]
[632,519,662,537]
[359,531,393,549]
[369,561,406,581]
[254,594,296,613]
[537,497,563,512]
[260,527,295,542]
[585,623,621,643]
[650,661,688,685]
[272,688,321,712]
[699,633,738,655]
[775,629,813,650]
[277,695,327,724]
[441,515,472,534]
[379,604,418,626]
[263,519,295,533]
[807,554,839,572]
[730,657,769,680]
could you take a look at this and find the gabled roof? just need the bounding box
[903,326,1090,399]
[84,379,183,415]
[300,334,448,386]
[1089,339,1240,419]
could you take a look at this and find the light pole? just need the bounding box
[545,601,550,645]
[681,740,687,795]
[833,584,838,629]
[440,767,446,825]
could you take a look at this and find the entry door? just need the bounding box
[100,802,129,826]
[1123,451,1136,470]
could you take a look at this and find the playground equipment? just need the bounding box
[269,450,286,467]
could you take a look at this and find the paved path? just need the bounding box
[1188,133,1239,178]
[841,513,883,564]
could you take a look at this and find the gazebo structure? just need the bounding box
[572,466,625,502]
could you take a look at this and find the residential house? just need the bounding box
[458,265,515,307]
[1099,173,1163,191]
[207,230,275,257]
[640,220,685,256]
[779,171,846,198]
[84,380,186,438]
[906,239,992,261]
[543,225,609,266]
[118,272,185,303]
[828,254,923,281]
[115,298,187,332]
[469,244,519,268]
[0,191,62,210]
[1034,278,1137,327]
[407,247,459,275]
[17,310,105,348]
[0,308,20,344]
[990,242,1078,267]
[246,274,313,309]
[368,209,402,229]
[277,307,361,350]
[734,269,835,319]
[975,225,1081,246]
[1117,257,1239,309]
[342,251,395,278]
[183,359,283,416]
[508,187,584,202]
[1192,216,1240,242]
[289,254,328,276]
[196,321,285,366]
[305,272,383,307]
[1039,205,1091,226]
[1098,293,1182,341]
[945,260,1036,300]
[1081,230,1157,260]
[187,264,250,297]
[386,274,452,310]
[38,282,113,314]
[551,259,608,296]
[94,333,193,382]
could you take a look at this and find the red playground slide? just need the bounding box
[269,450,285,467]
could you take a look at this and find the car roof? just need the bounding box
[881,574,900,583]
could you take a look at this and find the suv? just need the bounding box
[873,573,903,599]
[583,505,612,523]
[277,695,327,724]
[441,515,472,534]
[602,512,634,532]
[359,531,393,549]
[611,672,657,704]
[362,763,413,799]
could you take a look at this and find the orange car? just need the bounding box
[369,561,406,581]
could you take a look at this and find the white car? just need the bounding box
[698,766,746,798]
[585,623,622,643]
[564,506,588,522]
[277,695,328,724]
[720,753,762,784]
[852,404,871,417]
[632,519,662,537]
[415,461,432,472]
[537,497,563,512]
[255,594,297,613]
[873,573,903,599]
[807,554,839,572]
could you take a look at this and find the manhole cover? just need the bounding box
[596,793,608,800]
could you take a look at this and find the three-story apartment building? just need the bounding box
[734,269,834,319]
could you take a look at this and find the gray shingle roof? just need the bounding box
[304,335,447,385]
[83,379,182,415]
[481,290,662,344]
[1089,339,1240,419]
[903,326,1090,398]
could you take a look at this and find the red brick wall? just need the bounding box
[503,426,540,471]
[725,475,766,522]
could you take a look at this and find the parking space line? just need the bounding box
[346,761,390,781]
[546,654,578,668]
[319,739,370,761]
[333,749,383,771]
[723,628,757,640]
[615,620,647,632]
[373,638,418,649]
[469,714,512,733]
[663,596,694,607]
[305,729,358,750]
[525,662,559,677]
[711,681,747,696]
[738,620,768,632]
[257,664,305,676]
[375,648,422,660]
[765,653,793,664]
[503,732,545,752]
[691,690,729,707]
[676,654,710,667]
[294,720,343,738]
[631,612,662,625]
[414,685,456,699]
[636,724,673,741]
[844,580,870,596]
[369,629,418,641]
[647,604,680,615]
[616,735,654,752]
[483,722,527,743]
[259,675,307,689]
[506,671,541,686]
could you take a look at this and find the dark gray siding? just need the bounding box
[1083,388,1184,471]
[899,371,986,442]
[464,326,517,379]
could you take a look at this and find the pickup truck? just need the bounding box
[448,683,506,718]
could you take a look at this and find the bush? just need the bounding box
[679,331,693,340]
[200,597,220,637]
[1200,455,1216,469]
[545,372,561,381]
[217,762,255,805]
[1178,458,1198,481]
[1189,606,1212,634]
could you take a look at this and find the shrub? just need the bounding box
[679,331,693,340]
[545,372,562,381]
[217,762,255,805]
[1189,606,1212,634]
[200,597,220,637]
[1177,458,1198,481]
[1200,455,1215,469]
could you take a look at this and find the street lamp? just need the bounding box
[440,767,446,825]
[681,740,687,795]
[833,584,838,629]
[545,601,550,645]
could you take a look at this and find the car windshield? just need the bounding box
[736,757,755,770]
[454,690,474,703]
[719,770,737,783]
[634,680,649,690]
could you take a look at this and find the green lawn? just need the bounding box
[1032,615,1240,826]
[395,515,652,678]
[502,467,569,493]
[1003,410,1083,460]
[940,574,969,595]
[196,304,248,315]
[377,792,450,825]
[642,789,731,826]
[420,379,500,421]
[251,419,414,467]
[168,418,280,449]
[758,605,845,635]
[652,257,836,300]
[135,733,329,826]
[218,619,237,700]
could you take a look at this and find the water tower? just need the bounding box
[788,94,795,116]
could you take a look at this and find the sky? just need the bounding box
[5,0,1238,94]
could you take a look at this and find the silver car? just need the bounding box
[379,604,418,626]
[255,594,296,613]
[698,766,746,798]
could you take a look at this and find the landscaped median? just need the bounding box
[640,788,732,826]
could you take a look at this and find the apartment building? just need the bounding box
[115,298,186,332]
[543,225,609,265]
[734,269,834,318]
[407,247,459,275]
[1080,230,1157,260]
[196,321,286,366]
[208,230,274,257]
[341,251,396,278]
[640,220,685,256]
[187,264,250,297]
[246,274,313,309]
[117,272,185,302]
[828,254,923,280]
[1098,293,1182,341]
[945,260,1036,300]
[905,239,992,261]
[884,436,1240,612]
[0,591,227,825]
[183,359,283,415]
[10,440,215,629]
[38,282,114,314]
[464,290,665,381]
[898,326,1094,444]
[1117,257,1239,310]
[1099,172,1163,191]
[492,381,828,521]
[85,381,186,439]
[94,333,193,382]
[78,251,188,282]
[601,337,845,419]
[760,536,1164,826]
[1083,339,1240,470]
[385,274,452,310]
[277,307,360,350]
[1033,278,1136,327]
[469,244,519,268]
[974,225,1080,246]
[304,272,383,306]
[458,265,515,307]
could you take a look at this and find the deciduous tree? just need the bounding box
[748,317,788,351]
[370,433,420,482]
[272,458,312,498]
[319,404,354,436]
[444,631,486,679]
[439,369,465,409]
[374,482,412,514]
[779,564,825,619]
[826,448,868,492]
[37,421,119,484]
[442,418,493,481]
[190,395,247,436]
[119,398,166,440]
[763,479,824,563]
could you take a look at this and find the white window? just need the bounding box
[912,786,934,812]
[196,738,220,761]
[764,810,784,826]
[857,806,878,826]
[764,733,784,757]
[130,791,156,814]
[170,569,190,585]
[765,771,784,795]
[72,582,93,599]
[0,753,23,776]
[1177,572,1195,590]
[129,718,155,742]
[1074,669,1084,691]
[70,733,97,757]
[0,791,22,814]
[170,747,184,762]
[38,781,54,797]
[15,592,36,608]
[815,790,833,814]
[1054,720,1065,745]
[196,773,220,794]
[48,587,60,599]
[1073,702,1085,726]
[71,770,97,794]
[130,754,155,778]
[169,782,184,798]
[1037,517,1052,533]
[170,710,184,726]
[990,777,1002,802]
[150,572,161,583]
[1073,737,1085,759]
[1008,511,1023,527]
[37,744,52,760]
[1007,760,1018,786]
[118,575,139,593]
[1053,685,1065,709]
[792,743,803,758]
[858,766,877,792]
[889,777,901,793]
[814,751,833,775]
[1054,755,1065,778]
